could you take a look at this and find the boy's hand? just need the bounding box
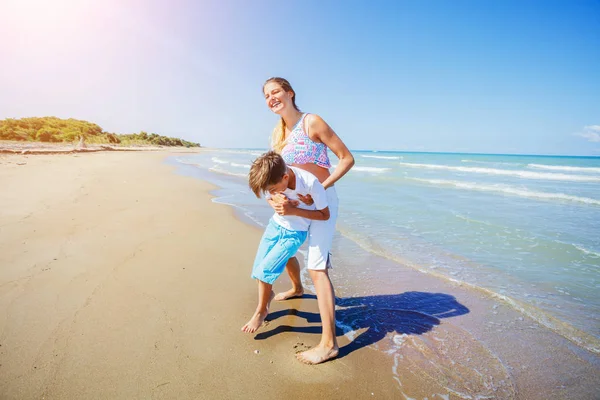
[297,193,314,205]
[272,193,299,207]
[274,199,297,216]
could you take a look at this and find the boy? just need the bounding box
[241,151,329,333]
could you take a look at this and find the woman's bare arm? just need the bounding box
[306,114,355,189]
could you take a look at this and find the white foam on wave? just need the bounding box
[211,157,229,164]
[399,162,600,182]
[461,159,521,166]
[209,149,266,156]
[231,162,251,169]
[528,163,600,174]
[409,178,600,206]
[208,166,247,178]
[174,158,201,167]
[362,155,402,160]
[353,166,391,173]
[573,244,600,258]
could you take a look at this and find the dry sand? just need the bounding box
[0,151,397,399]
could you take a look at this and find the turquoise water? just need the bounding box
[171,149,600,354]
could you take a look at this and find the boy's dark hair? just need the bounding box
[248,151,287,198]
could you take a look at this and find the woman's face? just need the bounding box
[264,81,293,114]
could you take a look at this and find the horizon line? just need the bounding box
[213,147,600,159]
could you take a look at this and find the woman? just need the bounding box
[263,77,355,364]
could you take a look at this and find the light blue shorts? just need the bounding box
[251,219,307,285]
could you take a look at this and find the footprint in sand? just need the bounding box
[293,342,311,354]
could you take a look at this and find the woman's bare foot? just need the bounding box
[274,288,304,301]
[296,344,339,364]
[241,310,268,333]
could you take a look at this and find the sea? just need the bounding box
[168,149,600,397]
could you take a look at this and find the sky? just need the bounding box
[1,0,599,156]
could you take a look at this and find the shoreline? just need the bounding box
[171,152,600,354]
[169,152,600,399]
[0,140,205,156]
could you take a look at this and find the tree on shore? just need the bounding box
[0,117,200,147]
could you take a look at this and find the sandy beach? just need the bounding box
[1,150,598,400]
[0,150,399,399]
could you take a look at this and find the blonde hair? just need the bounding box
[248,151,288,198]
[263,77,300,153]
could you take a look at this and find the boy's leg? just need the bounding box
[244,225,307,333]
[274,256,304,301]
[241,279,274,333]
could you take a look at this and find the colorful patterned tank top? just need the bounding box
[280,113,332,169]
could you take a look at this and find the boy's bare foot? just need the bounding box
[241,310,268,333]
[274,288,304,301]
[296,344,339,365]
[241,291,275,333]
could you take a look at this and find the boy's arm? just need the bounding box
[272,201,330,220]
[289,206,330,221]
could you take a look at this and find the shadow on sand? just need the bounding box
[256,291,469,358]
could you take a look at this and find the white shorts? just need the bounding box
[307,186,339,270]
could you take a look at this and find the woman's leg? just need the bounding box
[274,256,304,300]
[296,187,340,364]
[296,268,339,364]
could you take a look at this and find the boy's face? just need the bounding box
[266,173,289,195]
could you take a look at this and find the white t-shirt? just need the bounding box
[268,167,328,232]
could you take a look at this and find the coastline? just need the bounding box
[170,151,600,399]
[1,150,597,399]
[0,141,201,155]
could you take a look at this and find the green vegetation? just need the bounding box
[0,117,200,147]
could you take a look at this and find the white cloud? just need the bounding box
[575,125,600,142]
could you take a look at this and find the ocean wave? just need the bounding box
[174,158,201,167]
[409,178,600,206]
[208,166,247,178]
[231,162,251,169]
[399,162,600,182]
[337,226,600,355]
[353,166,391,173]
[461,159,521,166]
[211,157,229,164]
[362,155,402,160]
[208,149,266,156]
[452,213,494,226]
[527,163,600,174]
[573,244,600,258]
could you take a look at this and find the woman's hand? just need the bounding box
[297,193,314,205]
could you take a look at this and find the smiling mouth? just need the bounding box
[270,101,282,108]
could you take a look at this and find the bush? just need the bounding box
[0,117,200,147]
[106,133,121,144]
[36,128,60,142]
